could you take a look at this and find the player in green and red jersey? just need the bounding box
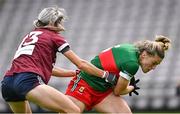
[65,35,171,113]
[79,44,139,92]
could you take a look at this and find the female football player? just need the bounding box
[1,7,116,113]
[65,35,171,113]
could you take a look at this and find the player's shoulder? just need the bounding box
[113,43,134,50]
[122,61,139,76]
[120,43,134,48]
[37,28,65,38]
[34,28,56,35]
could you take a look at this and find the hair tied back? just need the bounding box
[155,35,171,51]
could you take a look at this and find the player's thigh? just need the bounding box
[7,100,32,113]
[26,84,80,113]
[93,93,132,113]
[66,95,86,112]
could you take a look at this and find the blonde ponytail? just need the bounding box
[155,35,171,51]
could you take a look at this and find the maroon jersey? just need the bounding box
[5,28,69,84]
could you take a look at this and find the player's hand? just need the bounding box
[104,71,118,85]
[129,77,140,96]
[75,69,81,75]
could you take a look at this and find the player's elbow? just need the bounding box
[113,85,127,96]
[113,89,127,96]
[113,90,120,96]
[76,59,88,70]
[113,87,122,96]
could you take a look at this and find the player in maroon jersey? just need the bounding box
[1,7,116,113]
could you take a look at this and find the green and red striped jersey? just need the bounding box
[80,44,140,91]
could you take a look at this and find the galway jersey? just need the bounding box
[80,44,140,91]
[5,28,69,84]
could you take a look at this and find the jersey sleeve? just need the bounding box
[52,35,70,53]
[119,61,139,80]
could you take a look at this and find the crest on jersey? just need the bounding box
[78,86,85,93]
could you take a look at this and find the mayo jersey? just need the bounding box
[5,28,69,84]
[80,44,140,91]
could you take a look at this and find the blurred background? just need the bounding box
[0,0,180,113]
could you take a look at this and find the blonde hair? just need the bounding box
[33,6,67,28]
[134,35,171,58]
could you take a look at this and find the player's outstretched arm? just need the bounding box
[52,67,76,77]
[63,50,105,78]
[62,49,118,84]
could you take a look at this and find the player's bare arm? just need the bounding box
[63,50,105,78]
[52,67,76,77]
[113,76,134,96]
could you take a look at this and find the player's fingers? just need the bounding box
[129,92,132,96]
[135,87,140,90]
[135,79,140,84]
[76,69,81,75]
[133,91,139,95]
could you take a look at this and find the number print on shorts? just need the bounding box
[14,31,42,59]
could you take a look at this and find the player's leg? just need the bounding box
[93,92,132,113]
[7,100,32,113]
[66,95,86,112]
[26,84,80,113]
[65,76,93,112]
[25,100,32,113]
[1,75,32,113]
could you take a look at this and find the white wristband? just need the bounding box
[102,71,108,78]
